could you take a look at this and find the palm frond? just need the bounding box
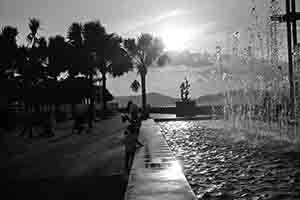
[83,20,106,50]
[28,18,40,36]
[1,26,18,42]
[67,22,83,47]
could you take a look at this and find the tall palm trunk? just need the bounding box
[70,77,76,119]
[141,72,146,111]
[102,72,107,113]
[88,74,94,129]
[71,103,76,119]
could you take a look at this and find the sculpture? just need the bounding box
[180,77,191,102]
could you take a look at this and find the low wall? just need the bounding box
[118,105,224,115]
[149,105,224,115]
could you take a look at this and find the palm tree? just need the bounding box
[27,18,40,48]
[48,35,69,79]
[82,21,106,127]
[67,22,86,118]
[95,33,133,112]
[0,25,20,111]
[15,18,48,112]
[67,22,89,76]
[66,20,133,126]
[0,26,19,79]
[68,22,83,48]
[17,18,48,88]
[66,21,105,128]
[124,33,166,111]
[1,26,18,45]
[82,21,133,113]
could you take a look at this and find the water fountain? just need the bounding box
[217,0,300,144]
[157,2,300,198]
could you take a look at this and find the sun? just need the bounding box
[160,28,194,51]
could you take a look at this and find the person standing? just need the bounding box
[126,101,139,121]
[123,123,143,174]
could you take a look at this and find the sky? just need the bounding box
[0,0,270,51]
[1,0,300,98]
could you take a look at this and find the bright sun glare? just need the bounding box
[160,28,194,51]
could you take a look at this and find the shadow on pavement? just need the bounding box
[2,175,128,200]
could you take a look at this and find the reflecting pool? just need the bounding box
[159,120,300,200]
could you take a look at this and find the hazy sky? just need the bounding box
[0,0,278,51]
[1,0,299,98]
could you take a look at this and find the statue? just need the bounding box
[180,77,191,102]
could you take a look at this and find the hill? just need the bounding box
[114,93,179,108]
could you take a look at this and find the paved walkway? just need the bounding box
[1,114,129,200]
[124,119,196,200]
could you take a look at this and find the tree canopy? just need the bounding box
[0,18,137,114]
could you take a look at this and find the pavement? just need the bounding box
[124,119,196,200]
[0,114,129,200]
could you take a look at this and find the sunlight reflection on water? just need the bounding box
[158,120,300,200]
[163,121,195,132]
[161,160,183,180]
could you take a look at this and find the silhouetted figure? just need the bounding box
[122,101,144,173]
[123,123,143,173]
[126,101,139,121]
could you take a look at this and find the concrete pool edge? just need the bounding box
[124,119,197,200]
[153,114,223,122]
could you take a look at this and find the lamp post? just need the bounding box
[270,0,300,120]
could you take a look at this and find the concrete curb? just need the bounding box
[124,119,196,200]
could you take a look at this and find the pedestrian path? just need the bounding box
[0,114,128,178]
[1,114,128,200]
[124,119,196,200]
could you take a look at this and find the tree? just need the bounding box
[67,22,86,119]
[66,20,133,127]
[67,22,85,77]
[0,25,21,107]
[94,32,133,111]
[17,18,48,89]
[27,18,40,48]
[80,21,133,112]
[124,33,166,110]
[15,18,48,112]
[48,35,69,79]
[0,26,19,79]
